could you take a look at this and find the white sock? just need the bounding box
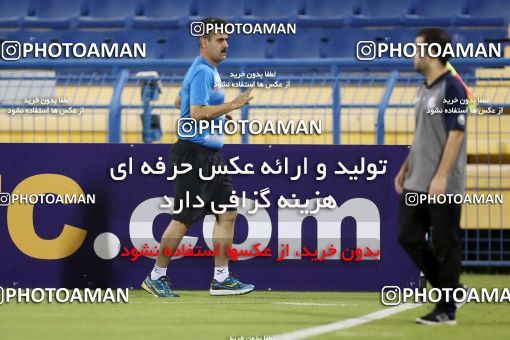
[150,265,167,280]
[214,266,229,282]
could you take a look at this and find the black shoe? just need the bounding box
[416,309,456,326]
[455,284,472,310]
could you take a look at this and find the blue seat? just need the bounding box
[57,30,120,60]
[227,34,268,58]
[368,29,421,62]
[373,29,418,45]
[79,0,137,28]
[23,0,82,29]
[1,31,64,59]
[153,29,198,59]
[52,30,150,59]
[325,29,374,58]
[134,0,192,29]
[456,0,509,26]
[58,30,113,44]
[0,30,58,44]
[0,0,30,28]
[403,0,465,26]
[299,0,357,26]
[195,0,244,21]
[449,28,508,46]
[0,31,23,43]
[271,29,327,58]
[244,0,301,23]
[380,28,506,46]
[108,30,160,59]
[449,29,504,72]
[45,28,265,60]
[352,0,412,26]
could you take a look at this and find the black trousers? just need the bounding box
[398,190,462,308]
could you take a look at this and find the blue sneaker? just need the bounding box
[141,275,180,297]
[210,274,255,296]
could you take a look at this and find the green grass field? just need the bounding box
[1,274,508,340]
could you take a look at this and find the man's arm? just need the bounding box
[190,88,253,120]
[428,76,468,195]
[190,102,236,121]
[428,130,464,195]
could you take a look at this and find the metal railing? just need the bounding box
[1,58,509,266]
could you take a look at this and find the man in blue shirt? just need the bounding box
[142,17,254,297]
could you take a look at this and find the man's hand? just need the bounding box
[394,169,406,194]
[230,88,253,110]
[174,94,181,110]
[394,156,409,194]
[429,174,447,196]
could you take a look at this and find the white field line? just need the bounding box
[272,302,358,307]
[275,303,421,340]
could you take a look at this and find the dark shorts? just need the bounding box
[169,139,235,225]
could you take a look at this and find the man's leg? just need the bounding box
[398,192,441,288]
[209,210,255,296]
[429,203,462,309]
[415,203,462,325]
[156,219,190,268]
[141,219,190,298]
[213,210,236,268]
